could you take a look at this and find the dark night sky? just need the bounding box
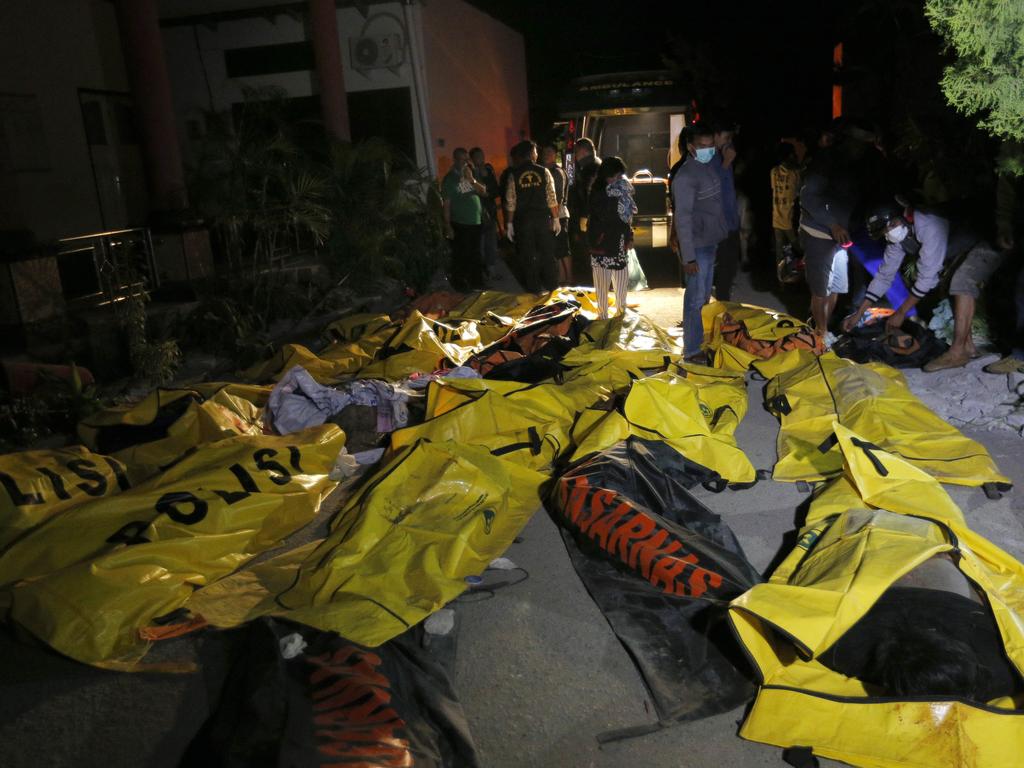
[470,0,841,142]
[465,0,999,232]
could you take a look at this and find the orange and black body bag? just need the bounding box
[467,300,587,381]
[719,313,823,359]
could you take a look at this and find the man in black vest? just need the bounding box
[505,140,560,292]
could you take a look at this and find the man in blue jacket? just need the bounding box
[672,125,729,363]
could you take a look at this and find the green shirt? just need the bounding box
[442,170,483,226]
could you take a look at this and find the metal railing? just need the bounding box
[57,228,157,307]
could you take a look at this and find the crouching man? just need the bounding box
[841,201,1005,371]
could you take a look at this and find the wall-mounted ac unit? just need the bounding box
[350,34,404,72]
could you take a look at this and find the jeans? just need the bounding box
[683,245,717,358]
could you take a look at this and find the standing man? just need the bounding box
[470,147,502,273]
[441,147,486,291]
[712,123,741,300]
[568,138,601,283]
[798,136,852,337]
[841,202,1004,372]
[542,144,572,285]
[673,125,729,363]
[800,123,888,338]
[771,142,802,270]
[505,140,561,292]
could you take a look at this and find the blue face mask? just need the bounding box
[695,146,716,164]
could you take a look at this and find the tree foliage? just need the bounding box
[926,0,1024,141]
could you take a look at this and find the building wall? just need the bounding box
[161,0,528,179]
[161,3,432,170]
[0,1,129,240]
[419,0,529,177]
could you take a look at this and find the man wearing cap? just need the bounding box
[841,202,1004,371]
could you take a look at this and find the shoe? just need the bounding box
[922,348,972,372]
[684,352,709,366]
[983,355,1024,374]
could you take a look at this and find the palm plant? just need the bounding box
[326,138,446,291]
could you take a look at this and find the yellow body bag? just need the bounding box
[77,383,269,480]
[0,426,343,666]
[766,352,1010,488]
[180,439,546,648]
[569,371,755,484]
[0,446,132,550]
[730,424,1024,767]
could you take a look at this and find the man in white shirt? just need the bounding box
[841,202,1004,371]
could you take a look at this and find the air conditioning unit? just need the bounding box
[350,34,404,72]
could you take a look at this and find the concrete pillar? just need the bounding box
[309,0,351,141]
[114,0,188,212]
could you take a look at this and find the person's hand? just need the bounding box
[840,312,860,333]
[722,144,737,167]
[683,261,699,275]
[444,222,454,240]
[507,222,515,242]
[998,234,1015,252]
[829,223,851,244]
[461,164,474,181]
[885,309,906,332]
[551,218,561,236]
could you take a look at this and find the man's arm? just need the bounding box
[843,241,908,330]
[543,169,561,235]
[672,171,698,265]
[504,174,517,220]
[544,168,559,219]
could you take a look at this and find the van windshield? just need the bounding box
[592,113,672,178]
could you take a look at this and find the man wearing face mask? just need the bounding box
[841,201,1005,371]
[672,124,729,363]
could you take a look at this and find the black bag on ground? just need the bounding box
[833,318,948,368]
[549,438,761,739]
[182,618,480,767]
